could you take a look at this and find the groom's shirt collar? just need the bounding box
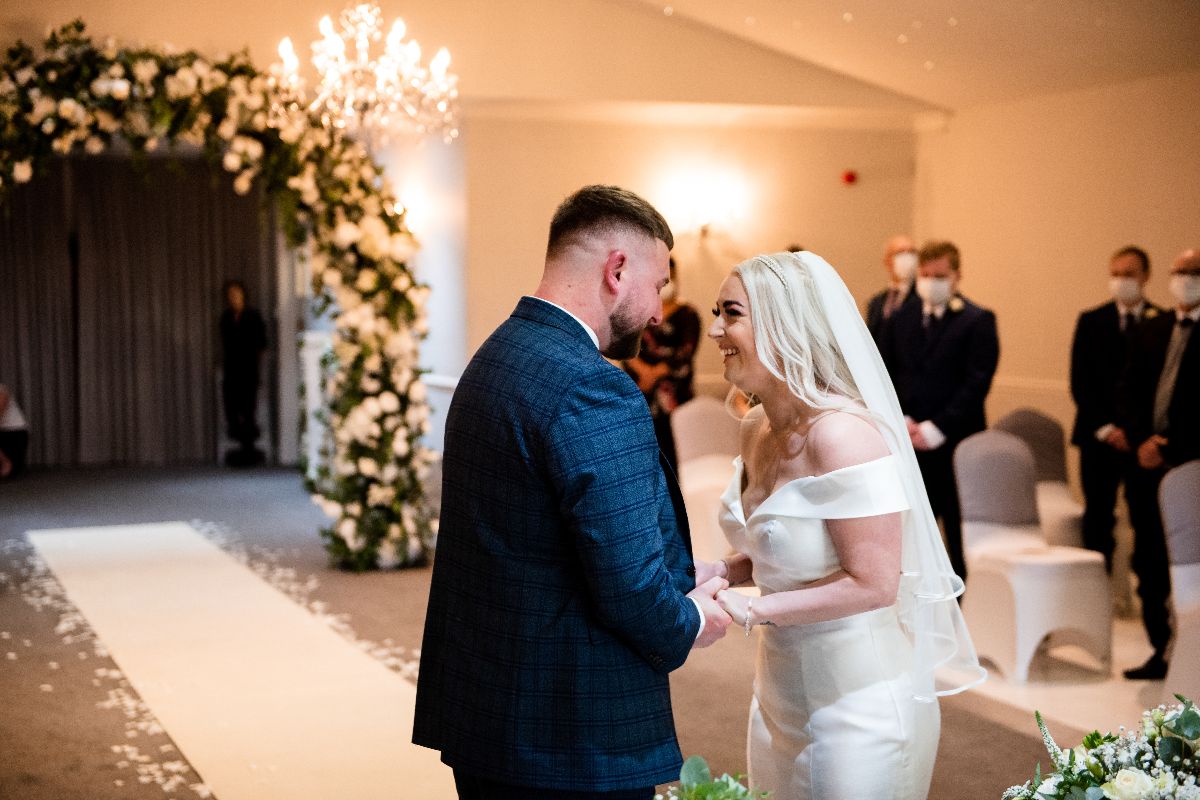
[526,296,599,349]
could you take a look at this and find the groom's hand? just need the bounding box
[689,576,732,648]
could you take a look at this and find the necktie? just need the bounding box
[1121,311,1133,333]
[1152,317,1194,434]
[882,288,900,319]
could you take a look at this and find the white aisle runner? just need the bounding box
[28,522,455,800]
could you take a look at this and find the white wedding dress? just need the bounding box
[720,453,941,800]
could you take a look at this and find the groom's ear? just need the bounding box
[602,250,626,295]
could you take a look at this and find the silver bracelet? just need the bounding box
[744,597,754,638]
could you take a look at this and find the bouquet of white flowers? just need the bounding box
[657,756,768,800]
[1004,695,1200,799]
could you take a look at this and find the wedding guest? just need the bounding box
[865,235,920,343]
[219,280,268,467]
[1070,246,1162,571]
[0,383,29,478]
[879,241,1000,581]
[1117,247,1200,680]
[622,257,701,472]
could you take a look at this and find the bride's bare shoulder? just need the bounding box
[806,410,889,474]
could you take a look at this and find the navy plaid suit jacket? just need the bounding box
[413,297,701,791]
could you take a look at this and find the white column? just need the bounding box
[299,330,333,481]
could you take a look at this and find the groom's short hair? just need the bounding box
[546,185,674,258]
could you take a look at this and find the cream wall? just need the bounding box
[914,69,1200,430]
[463,113,916,384]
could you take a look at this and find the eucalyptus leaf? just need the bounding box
[680,755,712,788]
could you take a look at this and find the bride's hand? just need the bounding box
[716,589,750,627]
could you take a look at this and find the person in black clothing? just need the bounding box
[622,257,701,473]
[1117,247,1200,680]
[865,234,920,344]
[879,241,1000,582]
[219,280,268,466]
[1069,245,1162,573]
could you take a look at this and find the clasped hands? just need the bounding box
[688,559,752,648]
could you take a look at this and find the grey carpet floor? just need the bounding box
[0,467,1081,799]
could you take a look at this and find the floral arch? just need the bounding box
[0,21,438,569]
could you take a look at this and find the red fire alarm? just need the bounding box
[841,169,858,185]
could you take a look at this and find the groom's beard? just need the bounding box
[603,306,646,361]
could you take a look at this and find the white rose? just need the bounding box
[363,353,383,373]
[334,286,362,312]
[233,171,254,195]
[133,59,159,85]
[392,435,410,458]
[30,95,56,123]
[222,150,242,172]
[408,381,427,404]
[12,160,33,183]
[216,115,238,141]
[376,537,400,569]
[360,376,381,394]
[107,78,131,101]
[322,268,343,289]
[1102,768,1154,800]
[381,463,399,484]
[357,216,390,261]
[379,392,401,414]
[357,457,379,477]
[15,67,34,86]
[333,220,361,250]
[57,97,81,121]
[389,232,418,264]
[84,136,105,155]
[355,268,379,293]
[144,137,160,154]
[201,69,227,93]
[362,396,383,419]
[404,532,423,563]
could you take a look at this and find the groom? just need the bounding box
[413,185,732,800]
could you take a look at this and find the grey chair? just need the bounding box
[1161,460,1200,702]
[994,408,1084,548]
[955,430,1111,682]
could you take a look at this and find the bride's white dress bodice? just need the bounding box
[719,454,909,593]
[718,453,939,800]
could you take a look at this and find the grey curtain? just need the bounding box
[0,161,77,466]
[0,155,276,466]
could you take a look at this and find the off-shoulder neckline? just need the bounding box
[732,453,897,522]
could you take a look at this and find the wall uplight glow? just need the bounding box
[653,166,751,238]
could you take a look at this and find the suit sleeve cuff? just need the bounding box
[919,420,947,450]
[1095,423,1115,443]
[690,597,705,642]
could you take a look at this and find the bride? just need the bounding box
[703,251,984,800]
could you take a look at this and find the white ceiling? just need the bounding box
[625,0,1200,110]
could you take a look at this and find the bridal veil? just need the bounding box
[756,250,986,700]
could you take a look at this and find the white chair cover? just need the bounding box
[955,430,1111,682]
[1161,461,1200,702]
[994,408,1084,548]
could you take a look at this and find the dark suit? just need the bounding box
[1117,309,1200,658]
[1069,301,1161,569]
[880,294,1000,580]
[865,285,919,344]
[414,297,701,796]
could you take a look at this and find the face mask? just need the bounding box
[915,276,953,307]
[892,251,918,284]
[1109,277,1143,306]
[1169,274,1200,307]
[660,283,678,303]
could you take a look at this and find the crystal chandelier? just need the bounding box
[275,3,460,148]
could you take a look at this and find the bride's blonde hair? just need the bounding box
[732,252,865,415]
